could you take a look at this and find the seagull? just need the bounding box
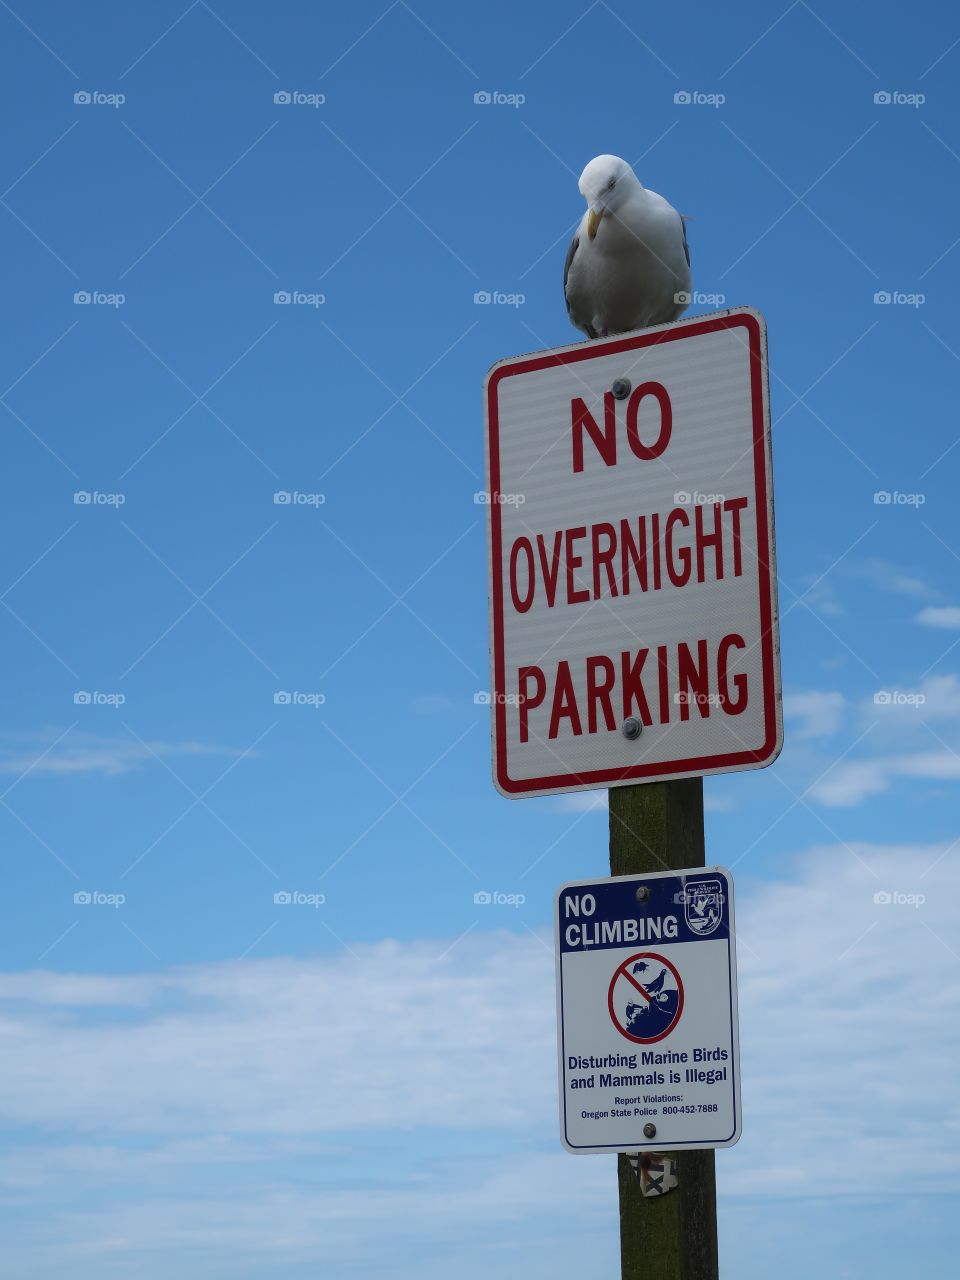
[564,154,691,339]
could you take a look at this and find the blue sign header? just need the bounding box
[557,871,730,954]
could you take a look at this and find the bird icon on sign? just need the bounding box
[609,953,684,1044]
[632,965,668,997]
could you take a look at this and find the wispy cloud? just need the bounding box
[863,674,960,723]
[553,790,607,813]
[0,732,249,778]
[916,605,960,629]
[790,675,960,805]
[726,841,960,1197]
[782,690,844,739]
[0,933,555,1138]
[811,750,960,806]
[704,791,736,813]
[0,842,957,1266]
[845,558,939,601]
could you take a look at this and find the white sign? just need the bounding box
[483,308,781,797]
[555,868,740,1153]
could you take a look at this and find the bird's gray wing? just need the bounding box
[563,231,598,339]
[563,231,579,298]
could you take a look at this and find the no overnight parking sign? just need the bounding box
[555,868,741,1153]
[483,308,781,798]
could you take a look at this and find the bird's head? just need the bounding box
[578,154,640,239]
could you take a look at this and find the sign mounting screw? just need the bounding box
[621,716,642,740]
[611,377,631,400]
[635,885,650,904]
[643,1123,657,1139]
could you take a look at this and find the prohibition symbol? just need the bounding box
[608,951,684,1044]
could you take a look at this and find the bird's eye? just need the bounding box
[607,178,616,190]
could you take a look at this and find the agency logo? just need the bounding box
[682,878,724,937]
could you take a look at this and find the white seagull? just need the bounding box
[564,154,691,339]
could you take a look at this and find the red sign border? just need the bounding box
[484,308,781,797]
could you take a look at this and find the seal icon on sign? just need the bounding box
[684,878,724,937]
[608,951,684,1044]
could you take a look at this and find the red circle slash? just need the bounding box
[607,951,684,1044]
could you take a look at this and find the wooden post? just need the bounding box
[609,778,719,1280]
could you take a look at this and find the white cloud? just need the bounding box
[0,1146,614,1279]
[3,844,960,1273]
[553,791,607,813]
[797,577,843,617]
[725,840,960,1198]
[866,673,960,722]
[782,690,844,739]
[0,934,554,1138]
[846,558,937,600]
[0,732,247,778]
[801,676,960,804]
[704,791,736,812]
[811,750,960,806]
[916,606,960,629]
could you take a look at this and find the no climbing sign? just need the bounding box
[483,308,782,798]
[555,867,741,1153]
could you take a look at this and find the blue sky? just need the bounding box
[1,1,960,1275]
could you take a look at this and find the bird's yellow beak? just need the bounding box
[587,206,604,240]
